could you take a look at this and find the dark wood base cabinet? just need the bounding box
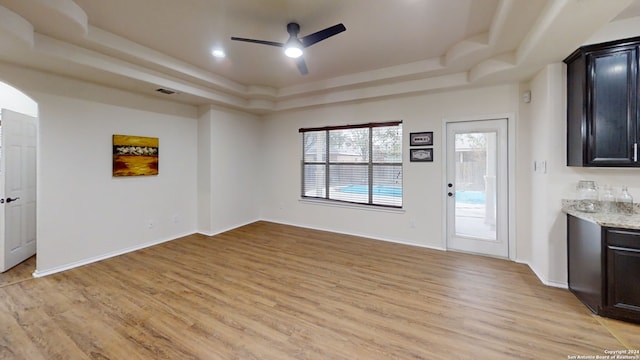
[568,214,640,323]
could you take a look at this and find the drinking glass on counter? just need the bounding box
[600,185,616,213]
[576,180,599,213]
[617,186,634,215]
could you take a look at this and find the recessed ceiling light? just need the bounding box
[211,49,226,58]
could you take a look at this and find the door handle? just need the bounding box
[6,197,20,203]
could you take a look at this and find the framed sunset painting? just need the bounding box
[112,134,159,176]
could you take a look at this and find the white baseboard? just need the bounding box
[260,217,447,252]
[32,231,196,278]
[515,259,568,289]
[197,218,261,237]
[544,279,568,289]
[32,218,570,292]
[34,217,261,278]
[265,219,568,290]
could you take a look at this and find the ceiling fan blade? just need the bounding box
[296,58,309,75]
[300,23,346,48]
[230,37,284,47]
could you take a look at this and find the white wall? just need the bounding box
[261,84,519,250]
[197,105,261,235]
[197,108,212,233]
[515,82,533,264]
[0,64,199,275]
[526,64,569,286]
[586,16,640,45]
[0,81,37,116]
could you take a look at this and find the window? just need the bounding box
[300,121,402,208]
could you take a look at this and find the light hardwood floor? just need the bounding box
[0,255,35,288]
[1,221,638,359]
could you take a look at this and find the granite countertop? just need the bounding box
[562,199,640,230]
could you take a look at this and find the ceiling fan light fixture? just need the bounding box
[284,46,303,58]
[284,38,303,58]
[230,22,346,74]
[211,49,226,58]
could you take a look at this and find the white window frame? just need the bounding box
[300,121,403,208]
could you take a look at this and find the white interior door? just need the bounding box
[1,109,37,272]
[446,119,508,258]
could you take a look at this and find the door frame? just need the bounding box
[1,109,38,271]
[441,113,516,260]
[0,81,39,273]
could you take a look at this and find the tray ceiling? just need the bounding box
[0,0,637,112]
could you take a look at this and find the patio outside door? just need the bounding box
[445,118,508,258]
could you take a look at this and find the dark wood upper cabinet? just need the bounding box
[564,37,640,167]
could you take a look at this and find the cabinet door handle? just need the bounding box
[635,143,638,162]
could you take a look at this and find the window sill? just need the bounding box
[298,198,405,214]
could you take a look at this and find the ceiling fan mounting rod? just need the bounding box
[287,22,300,36]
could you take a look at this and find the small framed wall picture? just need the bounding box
[410,131,433,146]
[410,148,433,162]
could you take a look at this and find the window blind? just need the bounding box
[300,121,402,208]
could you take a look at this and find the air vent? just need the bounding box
[156,88,176,95]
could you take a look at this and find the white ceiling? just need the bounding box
[0,0,638,113]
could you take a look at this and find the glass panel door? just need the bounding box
[446,119,508,258]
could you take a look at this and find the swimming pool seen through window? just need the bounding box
[300,121,402,208]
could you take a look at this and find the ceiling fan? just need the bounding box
[231,22,346,75]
